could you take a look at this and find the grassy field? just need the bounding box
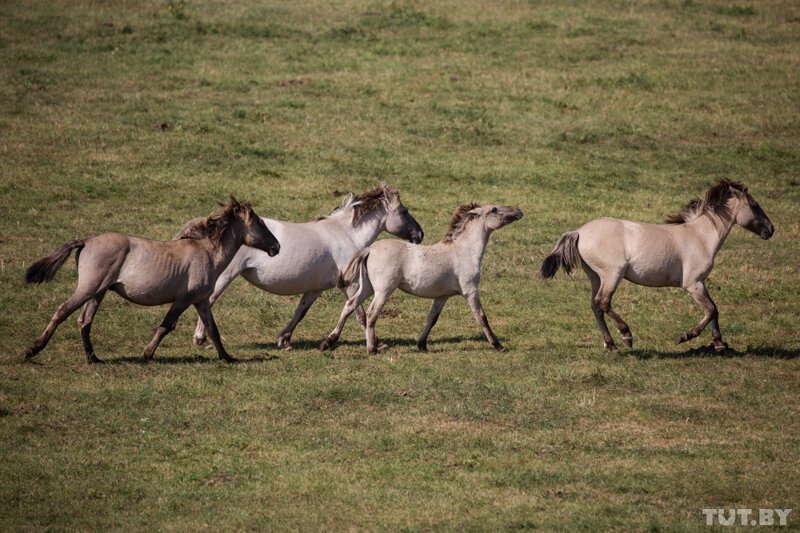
[1,0,799,529]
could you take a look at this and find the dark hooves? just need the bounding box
[676,332,691,345]
[622,336,633,348]
[417,343,428,352]
[494,344,506,352]
[318,339,332,351]
[143,357,156,364]
[193,337,210,347]
[87,354,105,364]
[712,342,730,353]
[221,355,239,364]
[605,343,619,352]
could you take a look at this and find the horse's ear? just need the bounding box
[229,195,241,213]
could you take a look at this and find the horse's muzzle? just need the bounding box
[410,231,424,244]
[266,244,280,257]
[760,226,774,240]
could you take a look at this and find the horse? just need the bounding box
[176,183,424,350]
[541,179,774,352]
[320,204,523,354]
[23,198,280,364]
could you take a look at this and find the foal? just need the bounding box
[23,198,280,363]
[541,180,774,352]
[320,204,523,354]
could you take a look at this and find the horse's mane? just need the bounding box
[316,184,399,224]
[664,179,748,226]
[441,203,481,244]
[175,197,249,245]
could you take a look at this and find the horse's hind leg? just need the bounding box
[77,290,106,364]
[319,282,374,351]
[25,289,99,361]
[143,299,192,362]
[584,265,631,350]
[465,290,504,352]
[365,289,392,355]
[277,291,321,350]
[195,301,236,363]
[677,281,727,351]
[417,297,448,352]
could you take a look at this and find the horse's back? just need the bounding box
[577,218,684,286]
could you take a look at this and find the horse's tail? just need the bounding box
[25,240,85,284]
[337,249,370,289]
[541,231,581,278]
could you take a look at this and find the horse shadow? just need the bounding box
[629,345,800,360]
[246,334,489,353]
[101,354,280,365]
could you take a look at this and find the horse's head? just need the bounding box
[232,198,281,256]
[380,184,424,244]
[480,205,524,231]
[730,186,774,240]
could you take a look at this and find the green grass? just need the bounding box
[1,0,799,529]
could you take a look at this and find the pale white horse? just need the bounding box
[320,204,523,354]
[24,198,280,363]
[541,180,774,352]
[177,184,424,350]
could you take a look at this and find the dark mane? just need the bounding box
[441,203,481,244]
[664,179,748,225]
[316,184,399,224]
[176,197,249,245]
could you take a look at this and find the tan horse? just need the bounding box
[321,204,523,354]
[541,180,774,352]
[23,198,280,364]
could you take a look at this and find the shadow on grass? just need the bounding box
[630,345,800,360]
[101,354,280,365]
[246,334,490,352]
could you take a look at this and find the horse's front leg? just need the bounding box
[195,300,237,362]
[465,291,504,352]
[143,298,192,362]
[277,291,321,350]
[193,260,246,348]
[677,281,727,351]
[417,297,448,352]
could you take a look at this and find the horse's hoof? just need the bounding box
[712,342,730,353]
[417,342,428,352]
[676,332,691,345]
[377,342,389,351]
[622,336,633,348]
[87,354,105,364]
[494,344,506,352]
[193,337,210,347]
[221,354,239,363]
[143,357,156,364]
[604,343,619,352]
[368,348,378,355]
[282,343,294,351]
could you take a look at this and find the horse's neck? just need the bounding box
[213,225,245,272]
[329,207,385,248]
[690,211,736,257]
[453,223,490,270]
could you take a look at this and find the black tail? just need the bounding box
[25,240,85,284]
[541,231,580,278]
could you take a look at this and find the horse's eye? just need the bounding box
[491,207,498,213]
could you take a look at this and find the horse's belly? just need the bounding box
[624,263,681,287]
[241,263,336,296]
[110,282,179,306]
[398,274,460,299]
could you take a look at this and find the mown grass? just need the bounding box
[1,0,799,530]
